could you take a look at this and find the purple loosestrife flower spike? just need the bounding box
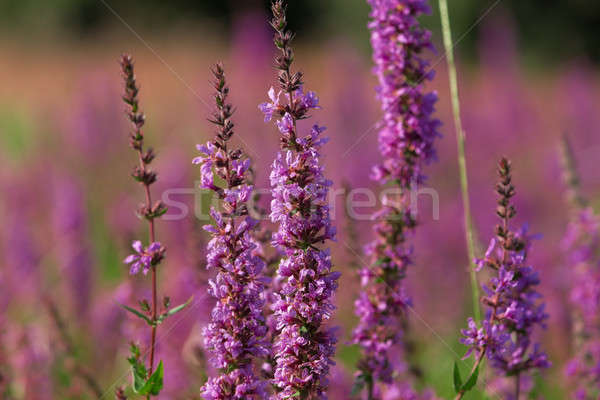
[560,136,600,398]
[458,158,550,399]
[198,64,269,400]
[563,208,600,398]
[260,2,339,399]
[367,0,441,187]
[352,0,441,397]
[120,54,167,386]
[559,134,586,210]
[52,177,94,318]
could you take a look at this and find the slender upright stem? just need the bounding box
[137,145,158,381]
[438,0,481,323]
[367,380,374,400]
[515,373,521,399]
[149,268,157,374]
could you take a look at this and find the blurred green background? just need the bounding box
[2,0,600,65]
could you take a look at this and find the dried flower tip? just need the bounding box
[139,299,150,313]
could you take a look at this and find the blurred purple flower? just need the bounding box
[8,325,53,400]
[63,72,123,164]
[352,0,441,397]
[52,175,94,317]
[562,207,600,396]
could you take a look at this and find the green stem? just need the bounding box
[438,0,481,323]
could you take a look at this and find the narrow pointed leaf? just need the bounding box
[453,361,463,394]
[156,296,194,324]
[166,296,193,317]
[118,302,153,326]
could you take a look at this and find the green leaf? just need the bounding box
[374,257,387,266]
[453,362,463,394]
[127,344,148,394]
[129,342,141,359]
[138,360,164,396]
[166,296,193,317]
[462,364,479,392]
[156,296,194,324]
[223,363,238,374]
[118,302,153,326]
[131,364,147,393]
[154,206,168,217]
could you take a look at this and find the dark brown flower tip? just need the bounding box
[495,157,516,220]
[208,63,236,147]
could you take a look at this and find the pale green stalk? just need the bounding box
[438,0,481,323]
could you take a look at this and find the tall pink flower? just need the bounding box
[260,2,339,399]
[459,159,549,399]
[197,64,269,400]
[352,0,441,398]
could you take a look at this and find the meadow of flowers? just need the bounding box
[1,0,600,399]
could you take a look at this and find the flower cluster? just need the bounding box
[460,158,550,387]
[124,240,165,275]
[261,2,339,399]
[563,208,600,398]
[352,0,441,397]
[367,0,441,187]
[259,86,320,124]
[197,64,269,400]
